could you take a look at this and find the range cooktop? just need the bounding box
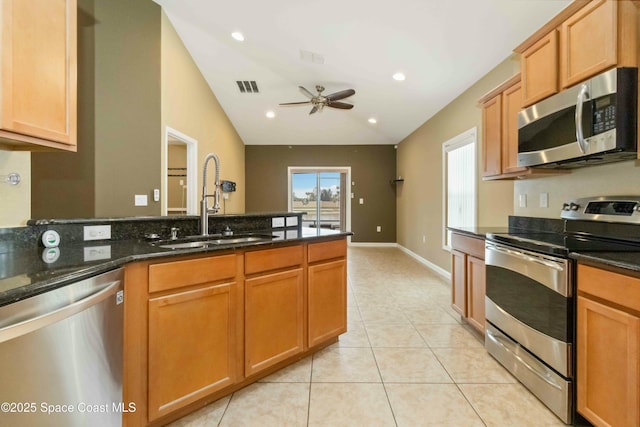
[487,196,640,257]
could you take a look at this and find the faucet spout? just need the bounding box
[200,153,221,236]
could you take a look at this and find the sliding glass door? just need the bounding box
[289,168,349,232]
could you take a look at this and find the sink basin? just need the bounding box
[153,234,274,250]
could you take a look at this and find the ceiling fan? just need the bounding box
[279,85,356,115]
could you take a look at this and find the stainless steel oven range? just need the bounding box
[485,196,640,425]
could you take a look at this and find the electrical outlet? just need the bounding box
[422,235,426,243]
[223,193,229,200]
[359,198,364,205]
[83,225,111,241]
[518,194,527,208]
[540,192,549,208]
[153,189,160,202]
[376,226,381,232]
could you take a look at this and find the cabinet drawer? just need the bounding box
[148,254,236,293]
[245,245,303,275]
[308,239,347,263]
[578,264,640,313]
[450,233,485,260]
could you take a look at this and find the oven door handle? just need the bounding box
[575,84,590,154]
[485,243,565,272]
[486,328,563,391]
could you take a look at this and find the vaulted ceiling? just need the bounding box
[154,0,571,145]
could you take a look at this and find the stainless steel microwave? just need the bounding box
[518,67,638,168]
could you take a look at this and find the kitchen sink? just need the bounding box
[152,234,274,250]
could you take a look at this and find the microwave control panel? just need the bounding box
[592,94,616,135]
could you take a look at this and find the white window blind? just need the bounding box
[442,128,477,249]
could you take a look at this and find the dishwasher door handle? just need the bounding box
[0,279,122,344]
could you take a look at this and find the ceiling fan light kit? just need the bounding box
[279,85,356,115]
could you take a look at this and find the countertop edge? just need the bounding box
[570,252,640,274]
[0,232,352,308]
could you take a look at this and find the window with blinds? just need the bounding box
[442,128,477,249]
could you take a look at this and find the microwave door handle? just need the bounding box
[575,84,589,154]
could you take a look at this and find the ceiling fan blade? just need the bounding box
[325,89,355,102]
[279,101,312,106]
[309,106,318,115]
[327,101,353,110]
[299,86,315,99]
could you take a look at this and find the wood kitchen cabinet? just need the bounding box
[0,0,77,151]
[520,31,558,108]
[308,239,347,347]
[123,237,348,426]
[479,75,536,180]
[479,74,566,180]
[450,232,486,333]
[576,264,640,427]
[515,0,639,107]
[481,93,503,178]
[146,254,240,422]
[244,245,304,377]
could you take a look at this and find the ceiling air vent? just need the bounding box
[236,80,259,93]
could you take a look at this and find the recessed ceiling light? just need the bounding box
[392,72,406,81]
[231,32,245,42]
[368,118,377,124]
[266,111,275,119]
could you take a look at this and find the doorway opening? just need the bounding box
[288,167,351,233]
[163,127,198,215]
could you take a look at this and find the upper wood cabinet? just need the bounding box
[479,74,541,180]
[515,0,639,107]
[501,81,527,175]
[481,94,502,178]
[0,0,77,151]
[521,30,558,107]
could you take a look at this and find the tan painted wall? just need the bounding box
[514,160,640,218]
[245,145,397,242]
[0,152,30,226]
[161,12,245,214]
[397,57,519,273]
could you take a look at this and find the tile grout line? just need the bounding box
[215,394,233,427]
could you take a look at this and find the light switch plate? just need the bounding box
[135,194,148,206]
[540,192,549,208]
[518,194,527,208]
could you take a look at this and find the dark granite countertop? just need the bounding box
[0,226,350,308]
[570,251,640,274]
[447,226,510,239]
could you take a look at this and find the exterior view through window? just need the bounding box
[442,128,477,249]
[289,169,348,232]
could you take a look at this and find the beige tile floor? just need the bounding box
[168,247,565,427]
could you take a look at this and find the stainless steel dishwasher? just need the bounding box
[0,268,124,427]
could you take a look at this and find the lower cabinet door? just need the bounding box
[577,295,640,427]
[245,268,304,376]
[148,282,237,421]
[308,259,347,347]
[451,250,466,316]
[466,255,486,333]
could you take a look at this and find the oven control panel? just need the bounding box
[561,196,640,223]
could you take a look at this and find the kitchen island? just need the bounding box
[0,213,350,426]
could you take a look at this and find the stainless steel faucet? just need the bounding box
[200,153,221,236]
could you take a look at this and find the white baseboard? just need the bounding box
[348,242,399,248]
[347,242,452,281]
[396,245,451,281]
